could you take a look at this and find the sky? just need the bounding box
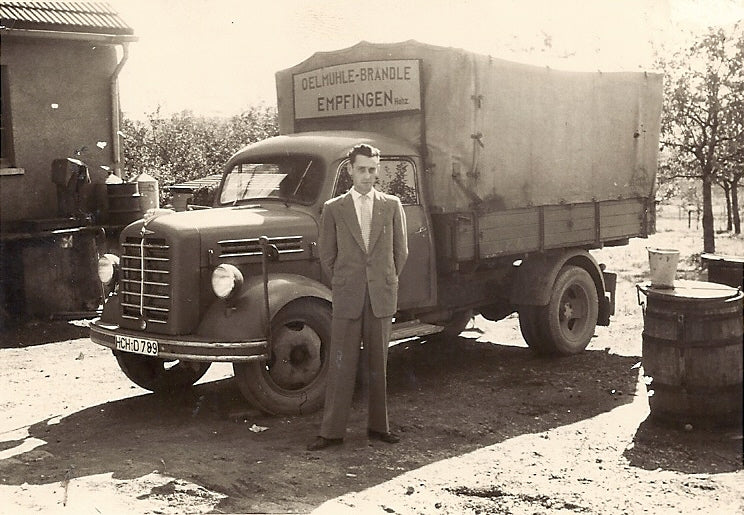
[111,0,744,118]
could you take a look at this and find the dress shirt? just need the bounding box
[350,187,376,230]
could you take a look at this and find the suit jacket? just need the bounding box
[319,189,408,319]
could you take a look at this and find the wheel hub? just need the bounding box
[268,323,322,390]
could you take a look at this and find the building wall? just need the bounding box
[1,37,118,223]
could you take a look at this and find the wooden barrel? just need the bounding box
[106,183,144,225]
[638,280,743,428]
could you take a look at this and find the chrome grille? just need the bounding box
[120,237,171,324]
[218,235,304,258]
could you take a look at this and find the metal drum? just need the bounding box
[701,253,744,289]
[106,183,144,225]
[637,280,743,427]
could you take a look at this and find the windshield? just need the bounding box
[219,157,323,205]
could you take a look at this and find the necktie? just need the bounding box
[360,194,372,251]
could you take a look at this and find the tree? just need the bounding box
[657,24,744,252]
[718,163,744,233]
[120,106,278,205]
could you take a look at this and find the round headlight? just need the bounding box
[211,264,244,299]
[97,254,120,285]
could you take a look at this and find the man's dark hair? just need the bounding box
[347,143,381,164]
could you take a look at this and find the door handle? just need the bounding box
[415,226,428,235]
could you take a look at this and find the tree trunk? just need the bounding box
[722,181,732,231]
[702,174,716,253]
[733,178,741,235]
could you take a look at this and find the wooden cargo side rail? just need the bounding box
[433,197,648,266]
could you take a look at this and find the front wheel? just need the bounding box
[114,352,211,394]
[518,265,598,356]
[233,299,332,415]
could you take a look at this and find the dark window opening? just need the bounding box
[1,66,15,168]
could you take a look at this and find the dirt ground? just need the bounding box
[0,214,742,514]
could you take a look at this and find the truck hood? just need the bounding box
[125,204,318,265]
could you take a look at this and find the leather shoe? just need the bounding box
[307,436,343,451]
[367,429,400,444]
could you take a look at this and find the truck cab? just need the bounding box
[91,131,440,414]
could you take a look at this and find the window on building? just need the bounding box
[1,65,17,171]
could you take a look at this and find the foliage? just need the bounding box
[656,24,744,251]
[120,105,278,205]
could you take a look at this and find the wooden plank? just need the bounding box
[544,218,597,232]
[601,213,643,230]
[545,229,596,247]
[480,236,540,257]
[479,209,539,228]
[600,199,644,216]
[601,225,640,239]
[481,224,541,241]
[543,204,595,221]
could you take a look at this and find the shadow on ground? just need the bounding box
[3,335,644,513]
[625,417,743,474]
[0,319,90,348]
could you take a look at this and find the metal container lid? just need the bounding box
[637,279,741,301]
[701,253,744,264]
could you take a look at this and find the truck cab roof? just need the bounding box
[225,130,420,168]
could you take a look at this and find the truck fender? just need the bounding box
[196,273,332,340]
[509,249,608,316]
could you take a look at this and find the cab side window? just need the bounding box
[334,158,418,205]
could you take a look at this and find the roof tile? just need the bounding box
[0,1,133,36]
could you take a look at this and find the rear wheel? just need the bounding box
[114,352,211,394]
[518,265,598,355]
[233,299,331,415]
[517,304,549,353]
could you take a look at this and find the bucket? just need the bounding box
[637,280,743,428]
[106,183,144,226]
[647,248,679,288]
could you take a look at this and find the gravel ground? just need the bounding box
[0,214,741,514]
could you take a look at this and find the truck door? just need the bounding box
[333,157,435,310]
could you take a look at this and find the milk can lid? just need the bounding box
[136,172,157,182]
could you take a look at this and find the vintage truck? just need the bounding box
[90,41,663,415]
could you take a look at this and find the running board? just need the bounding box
[391,320,444,341]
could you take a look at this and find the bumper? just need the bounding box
[90,319,268,362]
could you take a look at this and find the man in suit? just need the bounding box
[308,143,408,451]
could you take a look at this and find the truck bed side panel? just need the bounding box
[433,198,646,267]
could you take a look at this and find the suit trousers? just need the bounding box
[319,287,392,439]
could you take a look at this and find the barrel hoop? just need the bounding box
[642,334,744,349]
[644,309,742,322]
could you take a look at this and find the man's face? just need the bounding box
[350,154,379,195]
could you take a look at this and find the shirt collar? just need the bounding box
[350,187,375,201]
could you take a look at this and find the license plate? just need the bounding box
[115,335,159,356]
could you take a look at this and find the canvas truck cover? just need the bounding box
[276,40,663,214]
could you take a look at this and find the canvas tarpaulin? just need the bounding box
[275,40,662,214]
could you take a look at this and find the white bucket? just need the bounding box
[648,248,679,288]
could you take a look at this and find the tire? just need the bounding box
[517,304,549,354]
[519,265,599,356]
[233,299,331,415]
[114,351,211,394]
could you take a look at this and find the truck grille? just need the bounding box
[120,237,171,324]
[218,235,304,258]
